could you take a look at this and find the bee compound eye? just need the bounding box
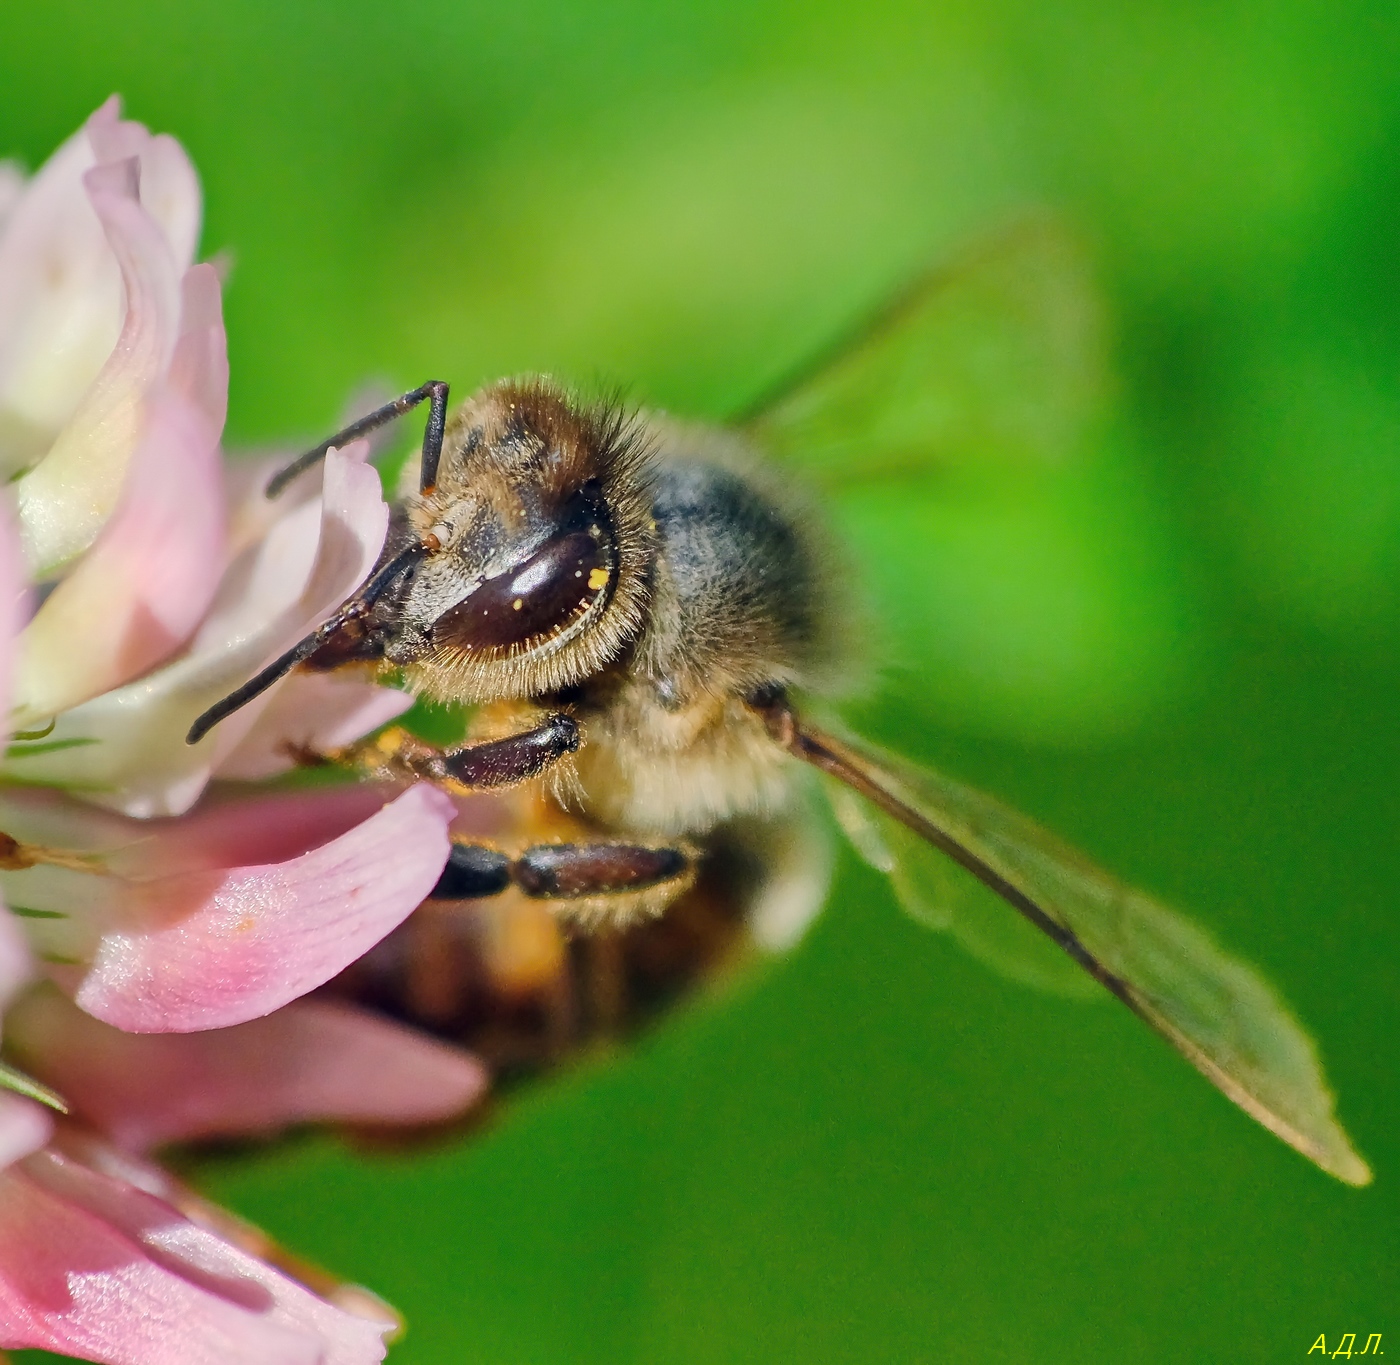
[432,528,614,653]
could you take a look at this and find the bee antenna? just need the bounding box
[266,381,450,498]
[185,541,432,745]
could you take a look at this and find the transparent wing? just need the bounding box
[758,698,1371,1185]
[740,215,1107,488]
[828,781,1097,999]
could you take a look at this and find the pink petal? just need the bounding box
[4,448,389,817]
[0,161,23,228]
[0,779,503,883]
[116,784,410,877]
[8,990,486,1151]
[216,674,414,781]
[86,98,201,273]
[74,784,454,1031]
[222,452,319,565]
[15,156,184,574]
[0,99,198,481]
[121,784,406,876]
[168,263,228,434]
[0,908,34,1012]
[220,392,377,562]
[14,380,227,723]
[0,1094,52,1170]
[0,1149,390,1364]
[0,778,398,881]
[260,444,389,636]
[186,442,384,662]
[0,782,425,966]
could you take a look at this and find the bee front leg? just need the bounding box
[311,712,582,792]
[424,714,582,790]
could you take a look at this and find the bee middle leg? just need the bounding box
[431,839,694,918]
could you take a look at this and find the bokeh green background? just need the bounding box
[3,1,1398,1360]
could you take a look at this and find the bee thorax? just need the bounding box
[571,683,797,835]
[558,437,846,835]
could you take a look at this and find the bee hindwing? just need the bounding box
[741,215,1106,488]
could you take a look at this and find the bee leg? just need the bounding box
[428,840,692,907]
[512,843,691,901]
[428,844,514,900]
[428,714,581,790]
[265,380,450,498]
[312,713,581,791]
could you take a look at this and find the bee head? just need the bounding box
[183,380,656,748]
[337,379,656,702]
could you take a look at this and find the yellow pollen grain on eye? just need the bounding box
[512,598,523,611]
[588,567,609,591]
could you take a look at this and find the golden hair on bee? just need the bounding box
[392,378,657,705]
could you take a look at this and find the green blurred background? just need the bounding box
[3,1,1397,1360]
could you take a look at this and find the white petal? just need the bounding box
[0,99,198,481]
[0,475,30,723]
[215,674,413,780]
[3,449,388,816]
[0,161,25,230]
[15,156,183,573]
[83,96,200,275]
[12,382,227,724]
[0,123,116,475]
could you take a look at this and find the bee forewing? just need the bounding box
[796,719,1370,1185]
[828,781,1097,999]
[741,215,1106,488]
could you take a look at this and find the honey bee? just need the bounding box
[190,222,1370,1185]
